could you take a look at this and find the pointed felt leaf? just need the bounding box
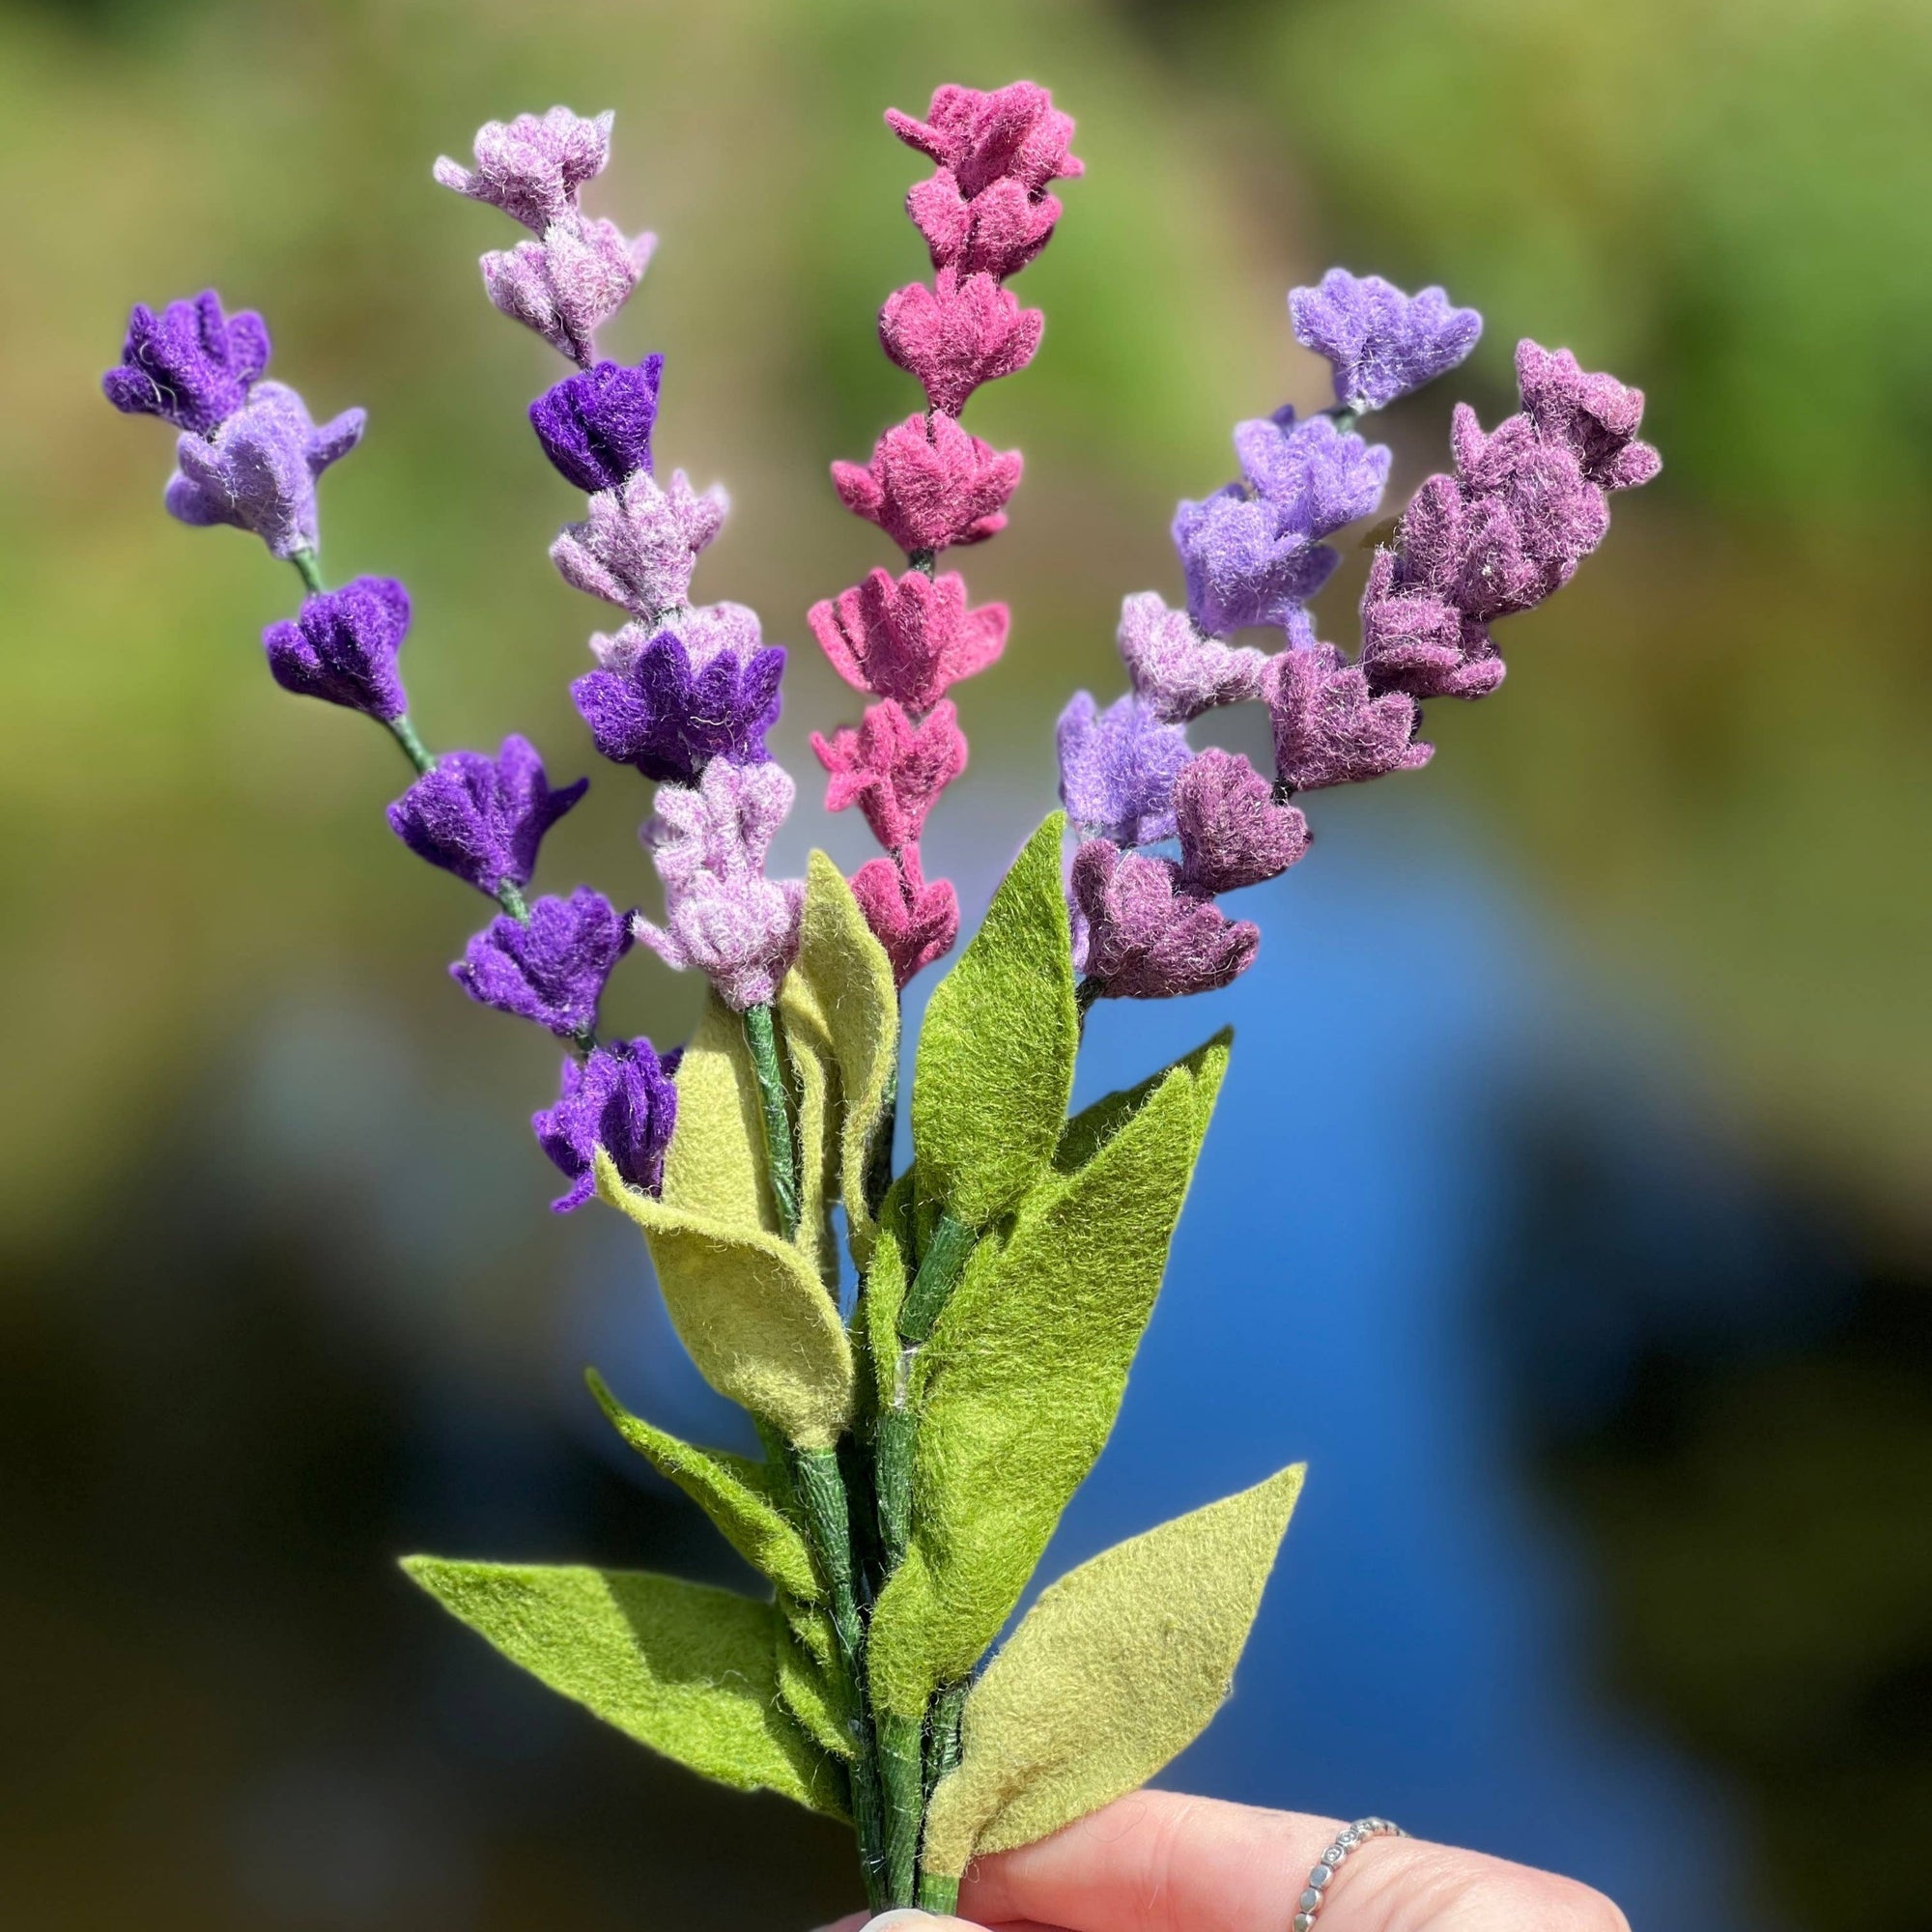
[402,1557,846,1818]
[776,1605,856,1762]
[911,814,1078,1228]
[921,1463,1305,1877]
[868,1038,1230,1717]
[598,1151,856,1450]
[663,990,776,1233]
[863,1174,916,1414]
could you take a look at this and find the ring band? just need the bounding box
[1292,1816,1406,1930]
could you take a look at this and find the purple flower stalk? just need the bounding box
[533,1037,678,1211]
[1116,593,1268,723]
[1289,269,1482,414]
[102,291,270,435]
[1056,691,1193,845]
[387,735,587,897]
[483,220,656,366]
[551,469,728,618]
[1071,840,1259,1001]
[434,106,615,233]
[452,886,631,1038]
[530,354,663,493]
[263,577,411,721]
[572,628,785,782]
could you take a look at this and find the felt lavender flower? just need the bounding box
[1233,411,1390,536]
[530,354,663,493]
[434,106,615,234]
[1514,339,1662,491]
[886,81,1083,200]
[1289,269,1482,414]
[878,269,1043,416]
[532,1036,677,1210]
[812,698,967,852]
[1170,491,1341,638]
[551,469,727,618]
[1358,549,1504,700]
[262,577,410,721]
[452,886,631,1037]
[1173,749,1310,894]
[572,629,784,782]
[386,734,587,896]
[832,412,1023,554]
[482,219,656,366]
[1264,639,1434,791]
[1070,840,1259,1001]
[1116,592,1268,723]
[590,600,763,673]
[101,291,270,435]
[808,569,1009,712]
[1057,691,1193,845]
[850,844,959,989]
[164,383,365,559]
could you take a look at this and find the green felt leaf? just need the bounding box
[868,1037,1231,1717]
[662,990,776,1234]
[911,814,1078,1229]
[597,1151,855,1450]
[863,1174,916,1415]
[584,1370,819,1603]
[402,1557,846,1818]
[776,1605,856,1762]
[921,1463,1304,1877]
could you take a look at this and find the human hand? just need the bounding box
[811,1790,1628,1932]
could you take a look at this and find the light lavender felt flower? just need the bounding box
[482,218,656,366]
[1170,489,1340,637]
[1233,411,1391,536]
[1289,270,1482,413]
[1116,592,1268,723]
[591,601,764,673]
[434,107,615,233]
[1056,690,1194,845]
[164,382,365,559]
[551,469,727,617]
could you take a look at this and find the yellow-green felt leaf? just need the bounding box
[863,1174,916,1415]
[921,1463,1305,1876]
[401,1557,846,1818]
[777,1608,855,1762]
[663,991,775,1234]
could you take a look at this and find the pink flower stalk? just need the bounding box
[831,412,1023,554]
[850,843,959,990]
[808,568,1008,711]
[879,269,1043,416]
[812,699,967,853]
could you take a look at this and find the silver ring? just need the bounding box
[1292,1817,1406,1930]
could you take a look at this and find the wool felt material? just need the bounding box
[662,990,778,1232]
[386,733,586,895]
[263,576,411,722]
[481,217,656,366]
[869,1046,1227,1719]
[1173,748,1310,895]
[832,412,1023,554]
[596,1150,855,1449]
[909,813,1077,1229]
[1051,1027,1232,1189]
[434,106,615,233]
[886,82,1083,199]
[1263,641,1434,793]
[1055,692,1193,846]
[777,1607,856,1762]
[878,270,1043,418]
[451,886,631,1037]
[590,598,763,674]
[1232,410,1390,539]
[401,1558,843,1817]
[808,569,1009,713]
[529,352,663,493]
[1116,591,1267,723]
[862,1175,916,1415]
[102,290,270,434]
[813,700,968,853]
[1170,487,1341,639]
[1289,268,1482,413]
[533,1036,677,1210]
[904,171,1065,281]
[851,846,960,991]
[1357,548,1503,702]
[572,629,785,781]
[1069,842,1260,1002]
[920,1464,1305,1877]
[551,469,727,618]
[778,960,840,1293]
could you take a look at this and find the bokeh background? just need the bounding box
[3,0,1928,1926]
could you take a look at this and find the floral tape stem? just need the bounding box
[898,1210,974,1344]
[741,1002,800,1238]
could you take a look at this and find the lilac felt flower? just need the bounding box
[262,577,410,720]
[1290,270,1482,414]
[551,469,727,618]
[164,383,365,559]
[1232,411,1390,537]
[386,734,587,896]
[532,1036,677,1210]
[1170,489,1340,637]
[482,218,656,365]
[529,354,663,492]
[1070,840,1259,1001]
[101,291,270,435]
[452,886,631,1037]
[1057,691,1193,845]
[572,629,784,782]
[1116,592,1268,723]
[1173,749,1310,894]
[1514,339,1662,491]
[590,600,762,673]
[434,107,615,233]
[1358,548,1505,700]
[1264,639,1434,791]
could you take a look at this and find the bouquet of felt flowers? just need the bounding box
[102,81,1657,1917]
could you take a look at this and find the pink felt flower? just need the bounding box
[811,699,966,852]
[831,412,1024,554]
[1173,749,1310,895]
[808,568,1008,710]
[905,173,1065,280]
[879,269,1043,415]
[849,844,959,988]
[1069,840,1259,1001]
[885,82,1083,199]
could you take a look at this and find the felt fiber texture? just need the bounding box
[101,289,270,434]
[551,469,727,619]
[386,733,586,895]
[778,1610,856,1762]
[886,82,1083,199]
[909,813,1077,1229]
[529,352,663,493]
[1232,410,1390,541]
[263,576,411,722]
[920,1463,1305,1876]
[851,845,960,991]
[878,269,1043,417]
[401,1558,843,1818]
[1263,640,1434,793]
[808,569,1008,713]
[1170,487,1340,639]
[863,1175,916,1415]
[832,412,1023,554]
[591,598,762,674]
[480,217,656,366]
[1055,692,1192,846]
[533,1036,677,1210]
[434,106,614,233]
[1173,748,1310,895]
[1116,591,1267,723]
[869,1044,1227,1717]
[1069,842,1260,1002]
[597,1149,855,1449]
[572,628,785,781]
[662,989,777,1232]
[779,958,839,1293]
[813,699,967,853]
[1289,268,1482,413]
[905,170,1065,281]
[451,886,631,1037]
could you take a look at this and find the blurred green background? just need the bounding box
[2,0,1927,1926]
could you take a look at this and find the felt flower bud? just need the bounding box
[529,353,663,493]
[551,469,727,617]
[1117,591,1268,723]
[808,568,1009,711]
[644,755,793,896]
[1514,339,1662,491]
[262,576,410,721]
[831,412,1023,554]
[1070,840,1259,1001]
[1289,269,1482,414]
[1233,411,1391,540]
[886,81,1083,199]
[164,383,365,559]
[812,698,967,851]
[452,886,631,1037]
[590,600,763,674]
[1264,639,1433,792]
[905,172,1065,280]
[532,1036,677,1211]
[1056,691,1193,846]
[1174,748,1310,894]
[434,106,614,233]
[849,844,959,989]
[482,218,656,365]
[572,629,784,782]
[386,734,587,896]
[101,290,270,435]
[878,269,1043,416]
[1358,549,1504,700]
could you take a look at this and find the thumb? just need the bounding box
[810,1915,985,1932]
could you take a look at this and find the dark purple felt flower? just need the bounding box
[1264,639,1434,792]
[1173,749,1310,894]
[102,291,270,435]
[451,886,631,1037]
[263,577,411,721]
[532,1035,677,1210]
[1070,839,1259,1001]
[572,629,784,783]
[387,734,587,895]
[1289,270,1482,414]
[530,354,663,493]
[1057,690,1193,846]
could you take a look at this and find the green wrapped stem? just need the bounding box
[877,1707,924,1907]
[875,1403,915,1570]
[898,1210,974,1345]
[742,1002,801,1238]
[917,1871,961,1915]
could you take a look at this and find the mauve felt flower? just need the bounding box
[452,886,631,1037]
[101,291,270,435]
[850,844,959,989]
[1070,840,1259,1001]
[1173,749,1310,894]
[1514,339,1662,491]
[1233,411,1391,538]
[434,106,614,233]
[1289,269,1482,414]
[812,698,966,851]
[482,218,656,365]
[572,628,783,782]
[1264,639,1434,792]
[809,568,1009,710]
[262,576,410,720]
[532,1035,677,1211]
[905,172,1065,281]
[832,412,1023,554]
[530,353,663,492]
[1358,547,1505,700]
[1116,591,1268,724]
[164,382,365,559]
[590,600,763,673]
[551,468,727,617]
[1057,690,1194,846]
[1171,489,1340,637]
[886,81,1083,199]
[879,269,1043,416]
[386,734,587,895]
